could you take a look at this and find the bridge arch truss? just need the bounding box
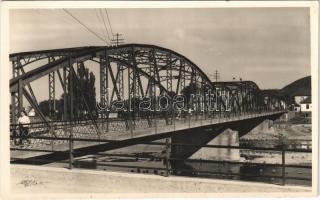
[10,44,285,129]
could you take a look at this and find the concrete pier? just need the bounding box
[191,129,240,161]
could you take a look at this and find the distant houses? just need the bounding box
[293,95,308,112]
[279,75,311,116]
[293,95,311,117]
[300,96,312,115]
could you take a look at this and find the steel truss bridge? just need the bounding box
[9,44,286,150]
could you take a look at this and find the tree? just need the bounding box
[38,99,62,120]
[60,63,97,121]
[181,83,200,105]
[39,100,50,117]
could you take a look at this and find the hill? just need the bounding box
[280,76,311,97]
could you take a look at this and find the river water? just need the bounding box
[46,119,312,187]
[66,141,311,187]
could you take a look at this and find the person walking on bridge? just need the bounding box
[17,110,31,146]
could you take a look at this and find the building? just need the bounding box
[293,95,310,112]
[293,102,301,112]
[292,94,312,119]
[300,96,312,117]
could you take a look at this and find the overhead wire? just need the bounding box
[35,10,92,46]
[95,9,108,43]
[104,9,114,37]
[36,10,74,26]
[99,9,112,43]
[63,8,109,45]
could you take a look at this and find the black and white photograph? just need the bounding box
[0,1,318,198]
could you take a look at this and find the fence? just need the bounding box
[10,131,311,186]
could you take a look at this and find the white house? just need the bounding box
[300,96,312,113]
[293,95,310,112]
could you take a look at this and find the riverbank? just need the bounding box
[10,164,313,198]
[239,120,312,163]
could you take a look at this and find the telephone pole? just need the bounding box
[212,70,220,82]
[111,33,125,46]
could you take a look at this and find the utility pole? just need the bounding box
[111,33,124,47]
[212,70,220,82]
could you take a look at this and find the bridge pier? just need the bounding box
[169,126,240,176]
[170,125,228,160]
[170,117,267,160]
[169,113,285,173]
[190,129,240,161]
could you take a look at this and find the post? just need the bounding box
[188,111,191,128]
[50,126,54,151]
[200,107,203,126]
[63,67,68,121]
[281,148,286,185]
[154,112,157,134]
[69,130,74,169]
[51,138,54,152]
[173,110,176,131]
[106,113,109,133]
[130,116,133,138]
[69,60,74,123]
[18,79,23,114]
[165,138,170,177]
[11,93,17,124]
[154,89,158,134]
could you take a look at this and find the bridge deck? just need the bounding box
[11,111,285,160]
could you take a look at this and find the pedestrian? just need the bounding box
[17,110,31,146]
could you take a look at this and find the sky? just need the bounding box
[10,8,311,102]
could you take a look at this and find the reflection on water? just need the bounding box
[65,119,312,187]
[65,132,312,187]
[171,161,311,186]
[69,153,311,187]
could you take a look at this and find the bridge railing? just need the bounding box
[10,110,287,149]
[10,131,311,186]
[10,111,286,145]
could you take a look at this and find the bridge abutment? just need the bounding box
[169,113,285,171]
[170,125,228,160]
[190,129,240,161]
[170,117,267,160]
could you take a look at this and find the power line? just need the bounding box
[103,9,125,47]
[99,9,112,43]
[95,9,108,43]
[63,9,109,45]
[36,10,74,26]
[111,33,125,46]
[211,70,220,82]
[214,70,220,82]
[105,9,114,37]
[35,10,92,46]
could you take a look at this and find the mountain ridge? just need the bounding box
[280,76,311,96]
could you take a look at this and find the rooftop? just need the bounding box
[300,96,311,104]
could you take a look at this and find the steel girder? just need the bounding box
[10,44,284,131]
[211,81,265,116]
[48,57,56,118]
[100,51,108,108]
[11,59,20,123]
[10,47,106,92]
